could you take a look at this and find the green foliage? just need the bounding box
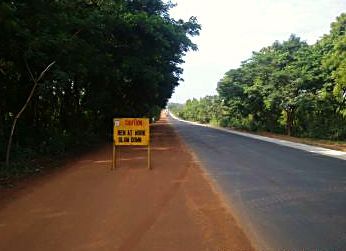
[0,0,200,169]
[174,13,346,140]
[169,96,223,125]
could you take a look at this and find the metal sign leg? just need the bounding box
[148,144,151,169]
[112,144,116,170]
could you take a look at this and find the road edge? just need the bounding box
[168,111,346,161]
[166,115,263,251]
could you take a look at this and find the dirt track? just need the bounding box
[0,114,254,251]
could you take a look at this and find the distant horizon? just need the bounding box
[168,0,346,104]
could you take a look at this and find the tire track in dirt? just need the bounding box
[117,161,191,251]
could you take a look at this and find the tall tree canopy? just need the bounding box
[0,0,200,163]
[171,13,346,140]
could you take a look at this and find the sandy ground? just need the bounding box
[0,114,254,251]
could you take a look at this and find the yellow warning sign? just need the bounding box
[113,118,150,146]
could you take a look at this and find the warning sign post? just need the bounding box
[112,118,150,170]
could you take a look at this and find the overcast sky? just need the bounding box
[168,0,346,103]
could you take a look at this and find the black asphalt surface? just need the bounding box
[169,115,346,250]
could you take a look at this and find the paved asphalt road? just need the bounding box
[169,115,346,250]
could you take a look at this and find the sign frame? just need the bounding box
[112,118,151,170]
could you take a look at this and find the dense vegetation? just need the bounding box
[0,0,200,170]
[170,13,346,140]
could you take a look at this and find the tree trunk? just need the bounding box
[286,108,295,136]
[5,60,55,168]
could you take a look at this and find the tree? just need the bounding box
[215,14,346,140]
[322,13,346,114]
[5,61,55,167]
[0,0,201,166]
